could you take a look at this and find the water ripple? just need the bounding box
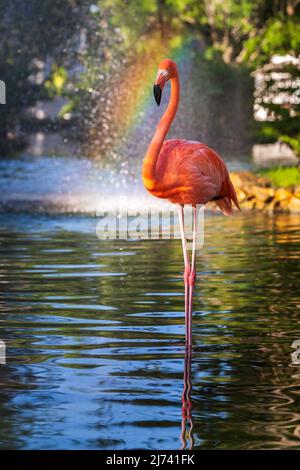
[0,212,300,449]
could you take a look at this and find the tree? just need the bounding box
[242,7,300,159]
[1,0,299,158]
[0,0,86,154]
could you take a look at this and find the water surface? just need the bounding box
[0,211,300,449]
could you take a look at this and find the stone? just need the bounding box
[264,199,278,213]
[236,188,248,202]
[241,198,256,210]
[293,185,300,198]
[252,186,274,202]
[274,188,293,201]
[255,198,266,211]
[279,196,292,211]
[226,171,300,213]
[252,142,298,167]
[257,176,272,187]
[288,196,300,213]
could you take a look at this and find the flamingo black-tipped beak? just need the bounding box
[153,84,162,106]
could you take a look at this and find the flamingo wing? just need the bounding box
[153,139,240,214]
[175,154,218,204]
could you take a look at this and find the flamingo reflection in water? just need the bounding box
[180,345,194,449]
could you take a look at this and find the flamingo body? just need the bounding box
[145,138,240,214]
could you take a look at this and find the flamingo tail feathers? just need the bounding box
[215,197,233,216]
[228,178,240,211]
[215,177,240,216]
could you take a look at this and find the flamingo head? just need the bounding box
[153,58,177,106]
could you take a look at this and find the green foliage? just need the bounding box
[280,135,300,158]
[258,166,300,188]
[0,0,86,154]
[45,65,68,98]
[242,9,300,158]
[0,0,299,157]
[243,16,300,65]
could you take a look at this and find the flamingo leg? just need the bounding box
[177,204,190,346]
[187,205,197,349]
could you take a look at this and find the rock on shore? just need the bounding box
[228,171,300,213]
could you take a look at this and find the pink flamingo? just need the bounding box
[142,59,240,349]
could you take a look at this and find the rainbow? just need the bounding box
[87,32,193,160]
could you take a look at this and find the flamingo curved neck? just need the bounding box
[142,72,180,190]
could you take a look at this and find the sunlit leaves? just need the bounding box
[45,65,68,98]
[243,17,300,66]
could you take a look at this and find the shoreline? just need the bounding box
[229,171,300,213]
